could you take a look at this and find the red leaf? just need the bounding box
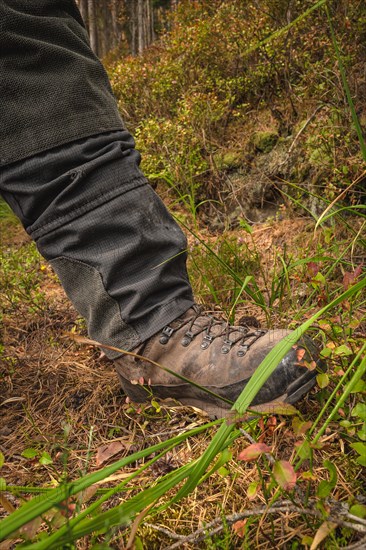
[272,460,297,490]
[343,264,363,290]
[354,264,363,279]
[307,262,319,278]
[238,442,271,462]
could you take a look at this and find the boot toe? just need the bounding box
[252,334,323,405]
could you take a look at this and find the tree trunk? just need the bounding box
[128,0,138,56]
[78,0,88,27]
[137,0,144,55]
[128,0,154,56]
[111,0,119,50]
[88,0,98,55]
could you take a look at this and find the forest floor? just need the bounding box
[1,211,365,549]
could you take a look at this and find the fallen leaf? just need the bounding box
[96,441,125,467]
[310,521,337,550]
[0,541,16,549]
[58,498,76,518]
[232,519,247,538]
[18,516,43,540]
[238,443,271,462]
[272,460,297,490]
[0,493,15,513]
[267,416,277,435]
[292,417,312,435]
[79,484,98,504]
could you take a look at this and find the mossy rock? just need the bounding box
[252,131,279,153]
[213,151,243,170]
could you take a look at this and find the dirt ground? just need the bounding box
[1,218,365,548]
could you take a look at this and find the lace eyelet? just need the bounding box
[201,333,213,350]
[159,325,174,345]
[181,330,194,347]
[221,339,233,354]
[237,344,248,357]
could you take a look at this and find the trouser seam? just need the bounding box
[29,176,147,240]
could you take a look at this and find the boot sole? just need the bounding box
[179,375,316,419]
[118,370,317,419]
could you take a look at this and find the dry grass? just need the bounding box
[1,220,365,549]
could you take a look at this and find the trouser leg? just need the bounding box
[0,130,194,357]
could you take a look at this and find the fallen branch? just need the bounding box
[145,499,366,550]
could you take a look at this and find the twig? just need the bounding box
[343,535,366,550]
[145,499,366,550]
[125,503,154,549]
[155,505,317,549]
[144,524,186,541]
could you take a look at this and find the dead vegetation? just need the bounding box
[1,217,365,549]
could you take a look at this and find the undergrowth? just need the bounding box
[109,0,366,213]
[1,1,366,548]
[1,197,365,548]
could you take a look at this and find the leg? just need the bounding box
[0,130,194,355]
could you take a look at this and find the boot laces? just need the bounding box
[159,306,266,357]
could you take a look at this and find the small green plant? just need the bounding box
[0,198,19,225]
[21,448,53,466]
[0,241,46,314]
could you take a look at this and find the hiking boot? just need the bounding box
[114,305,322,417]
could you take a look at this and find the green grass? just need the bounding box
[1,1,366,547]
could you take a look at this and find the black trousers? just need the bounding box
[0,130,194,357]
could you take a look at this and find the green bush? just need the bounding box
[108,0,365,206]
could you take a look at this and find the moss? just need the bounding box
[213,151,243,170]
[252,131,279,153]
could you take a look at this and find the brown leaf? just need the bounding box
[18,516,43,540]
[310,521,337,550]
[266,416,277,435]
[238,443,271,462]
[232,519,247,538]
[96,441,125,467]
[272,460,297,490]
[79,484,98,504]
[0,541,17,550]
[0,493,15,514]
[58,499,76,518]
[251,401,299,416]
